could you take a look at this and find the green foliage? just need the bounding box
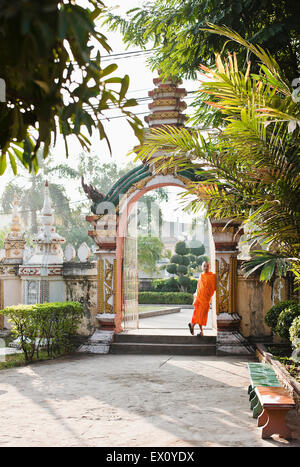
[190,245,205,257]
[264,300,297,330]
[0,227,9,248]
[178,275,191,290]
[243,250,292,282]
[175,241,189,256]
[177,264,188,275]
[165,240,206,291]
[170,254,183,265]
[138,235,164,275]
[290,316,300,350]
[0,0,143,175]
[138,292,193,305]
[151,277,198,294]
[107,0,300,127]
[134,27,300,284]
[166,263,177,275]
[108,0,299,80]
[2,302,84,362]
[275,304,300,340]
[152,277,179,292]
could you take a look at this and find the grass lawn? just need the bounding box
[0,350,64,371]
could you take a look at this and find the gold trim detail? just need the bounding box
[113,259,117,313]
[229,255,237,314]
[104,259,114,313]
[0,280,4,329]
[218,258,230,314]
[215,260,219,315]
[97,259,104,314]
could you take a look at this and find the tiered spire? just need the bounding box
[2,193,25,262]
[144,75,188,128]
[26,181,65,265]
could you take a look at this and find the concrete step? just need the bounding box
[110,342,216,356]
[113,334,216,345]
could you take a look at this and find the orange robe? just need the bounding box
[192,271,216,326]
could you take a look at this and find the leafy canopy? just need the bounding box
[0,0,143,175]
[133,26,300,283]
[107,0,300,127]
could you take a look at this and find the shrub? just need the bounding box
[175,241,189,256]
[177,264,188,275]
[289,316,300,349]
[2,302,84,362]
[264,300,297,330]
[171,254,183,265]
[275,303,300,340]
[138,292,193,305]
[178,275,191,290]
[152,277,179,292]
[190,245,205,256]
[166,263,177,275]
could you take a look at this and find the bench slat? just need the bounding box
[255,386,295,409]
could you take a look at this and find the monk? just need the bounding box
[188,261,216,336]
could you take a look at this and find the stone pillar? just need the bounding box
[94,249,117,331]
[86,208,118,333]
[210,219,253,355]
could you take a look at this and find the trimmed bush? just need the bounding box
[171,254,183,265]
[166,263,177,275]
[275,303,300,340]
[151,277,198,294]
[177,264,188,275]
[290,316,300,349]
[175,241,189,256]
[138,292,193,305]
[264,300,297,330]
[2,302,84,362]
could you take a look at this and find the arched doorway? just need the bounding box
[83,72,252,355]
[85,163,242,336]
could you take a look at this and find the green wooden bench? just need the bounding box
[247,363,281,418]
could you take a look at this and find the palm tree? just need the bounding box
[134,25,300,284]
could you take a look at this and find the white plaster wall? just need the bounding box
[3,277,22,328]
[49,279,66,303]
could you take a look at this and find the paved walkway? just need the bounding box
[124,307,216,335]
[1,353,300,447]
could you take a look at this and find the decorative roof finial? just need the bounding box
[144,73,188,128]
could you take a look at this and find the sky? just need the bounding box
[0,0,204,230]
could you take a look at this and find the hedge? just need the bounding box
[138,292,193,305]
[290,316,300,350]
[275,303,300,340]
[151,277,198,294]
[264,300,297,330]
[2,302,84,362]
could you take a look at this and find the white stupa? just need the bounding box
[26,181,65,266]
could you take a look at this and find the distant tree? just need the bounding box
[0,227,9,249]
[138,235,164,276]
[166,240,206,291]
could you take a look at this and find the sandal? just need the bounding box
[188,323,194,335]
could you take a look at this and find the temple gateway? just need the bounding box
[0,75,294,355]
